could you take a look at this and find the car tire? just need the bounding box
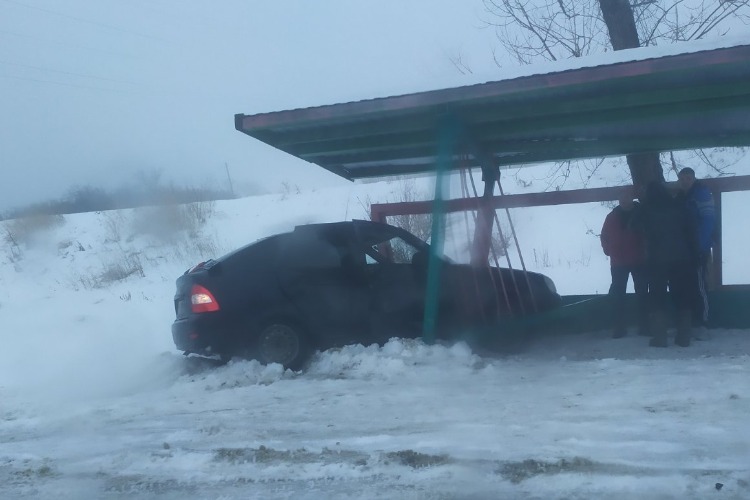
[256,321,309,370]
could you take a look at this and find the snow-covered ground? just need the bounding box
[1,169,749,499]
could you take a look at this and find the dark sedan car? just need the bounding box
[172,220,561,368]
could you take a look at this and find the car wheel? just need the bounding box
[256,322,308,370]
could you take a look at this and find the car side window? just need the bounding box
[365,236,420,265]
[390,237,419,264]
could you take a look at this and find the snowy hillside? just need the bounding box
[1,173,750,499]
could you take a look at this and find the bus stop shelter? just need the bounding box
[235,41,750,331]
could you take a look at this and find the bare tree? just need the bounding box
[484,0,750,64]
[482,0,750,185]
[484,0,608,63]
[357,178,433,243]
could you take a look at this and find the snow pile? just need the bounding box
[306,338,485,381]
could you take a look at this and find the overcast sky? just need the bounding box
[0,0,505,211]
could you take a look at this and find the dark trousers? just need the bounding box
[648,260,693,315]
[609,265,648,333]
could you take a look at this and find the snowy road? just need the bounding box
[2,331,749,499]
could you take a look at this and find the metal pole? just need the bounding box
[422,116,456,344]
[713,190,722,288]
[469,163,498,266]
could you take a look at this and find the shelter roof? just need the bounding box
[235,42,750,180]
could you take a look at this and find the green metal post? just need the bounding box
[422,117,456,343]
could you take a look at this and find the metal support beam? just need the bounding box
[422,116,457,343]
[371,174,750,290]
[470,161,499,266]
[370,175,750,215]
[713,190,723,288]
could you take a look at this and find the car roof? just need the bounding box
[216,233,285,263]
[217,220,426,263]
[292,219,377,232]
[293,220,424,245]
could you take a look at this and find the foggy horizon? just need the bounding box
[0,0,499,212]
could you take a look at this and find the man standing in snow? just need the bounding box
[677,167,715,329]
[600,190,648,339]
[639,181,695,347]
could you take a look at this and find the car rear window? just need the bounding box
[218,235,283,268]
[279,231,345,269]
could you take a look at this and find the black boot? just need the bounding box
[637,316,651,337]
[675,309,691,347]
[648,312,668,348]
[612,308,627,338]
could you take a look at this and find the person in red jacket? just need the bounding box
[600,191,648,338]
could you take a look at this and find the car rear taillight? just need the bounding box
[190,284,219,313]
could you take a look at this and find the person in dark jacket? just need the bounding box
[600,191,648,338]
[639,181,697,347]
[677,167,715,328]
